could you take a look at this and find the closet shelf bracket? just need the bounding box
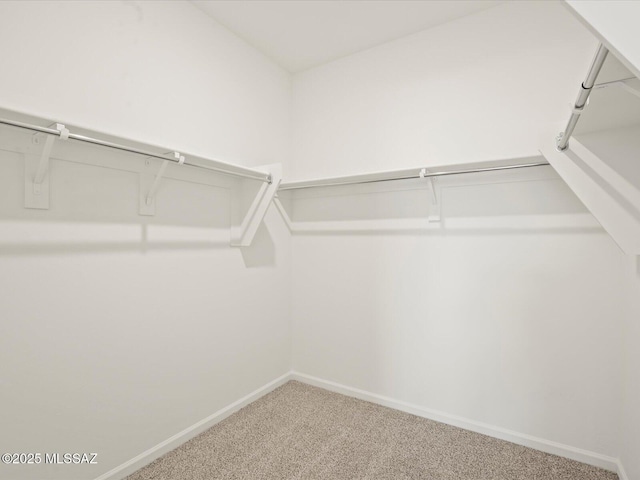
[231,163,282,247]
[24,123,69,210]
[421,168,441,223]
[139,151,185,216]
[593,78,640,99]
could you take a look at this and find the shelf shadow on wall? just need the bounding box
[289,227,605,237]
[0,220,276,267]
[0,218,276,268]
[0,240,230,256]
[0,220,276,269]
[239,221,276,267]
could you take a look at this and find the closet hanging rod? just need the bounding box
[0,117,272,183]
[556,43,609,151]
[278,160,550,191]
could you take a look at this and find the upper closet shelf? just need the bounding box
[541,44,640,255]
[279,159,550,191]
[0,116,272,183]
[276,157,551,229]
[0,112,281,248]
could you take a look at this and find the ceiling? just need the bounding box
[192,1,503,73]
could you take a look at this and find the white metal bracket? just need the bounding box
[594,78,640,99]
[603,80,640,99]
[231,163,282,247]
[616,81,640,99]
[420,168,441,222]
[24,123,69,209]
[139,151,185,216]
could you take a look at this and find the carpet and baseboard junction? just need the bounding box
[125,380,618,480]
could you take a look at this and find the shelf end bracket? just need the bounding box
[24,123,69,210]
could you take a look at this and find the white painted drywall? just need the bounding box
[290,1,597,181]
[0,0,636,478]
[192,0,503,72]
[290,0,626,461]
[0,0,290,171]
[289,173,626,460]
[576,126,640,479]
[0,2,291,480]
[622,257,640,480]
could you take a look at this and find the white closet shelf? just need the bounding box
[544,44,640,255]
[275,156,553,232]
[0,110,281,247]
[278,159,550,191]
[542,136,640,254]
[0,116,272,183]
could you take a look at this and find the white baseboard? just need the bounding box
[95,370,625,480]
[617,460,629,480]
[94,372,291,480]
[291,371,620,474]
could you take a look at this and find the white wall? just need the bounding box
[289,0,626,464]
[0,0,290,170]
[289,172,626,461]
[290,1,597,181]
[577,126,640,479]
[0,2,291,480]
[0,0,635,478]
[622,257,640,480]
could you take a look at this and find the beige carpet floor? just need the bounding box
[127,381,618,480]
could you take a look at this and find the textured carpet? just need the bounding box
[127,381,618,480]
